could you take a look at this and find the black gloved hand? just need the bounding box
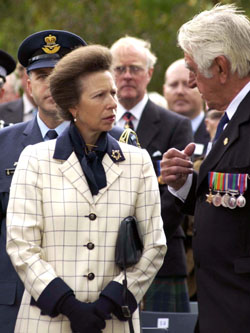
[93,295,116,320]
[59,293,106,333]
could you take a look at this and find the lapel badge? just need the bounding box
[42,34,61,54]
[223,137,229,146]
[111,150,121,161]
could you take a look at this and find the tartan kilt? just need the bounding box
[143,277,190,312]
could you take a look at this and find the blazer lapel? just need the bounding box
[136,100,160,149]
[21,118,43,147]
[198,92,250,189]
[59,151,94,205]
[94,153,123,204]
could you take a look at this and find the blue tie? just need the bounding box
[46,130,58,140]
[213,112,229,142]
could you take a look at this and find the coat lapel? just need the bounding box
[54,128,124,205]
[136,100,160,149]
[21,117,43,148]
[198,92,250,189]
[59,151,95,205]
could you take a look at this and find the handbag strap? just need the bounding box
[121,220,135,333]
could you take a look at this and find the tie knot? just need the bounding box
[213,112,229,142]
[46,130,58,140]
[122,111,134,130]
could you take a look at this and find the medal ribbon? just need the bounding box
[208,172,214,189]
[238,173,248,194]
[214,172,224,191]
[228,173,239,192]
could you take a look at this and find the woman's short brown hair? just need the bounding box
[49,44,112,121]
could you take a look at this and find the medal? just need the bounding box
[212,192,222,207]
[221,193,230,207]
[212,172,224,207]
[206,172,214,204]
[236,173,248,208]
[221,173,230,207]
[228,194,237,209]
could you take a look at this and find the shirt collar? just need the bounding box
[23,93,36,115]
[226,81,250,120]
[36,112,70,140]
[191,111,204,133]
[116,94,149,122]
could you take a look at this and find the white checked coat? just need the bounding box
[6,133,166,333]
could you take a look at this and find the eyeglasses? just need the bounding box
[113,65,145,76]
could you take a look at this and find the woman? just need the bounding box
[6,45,166,333]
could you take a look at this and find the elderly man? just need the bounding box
[161,4,250,333]
[111,36,193,312]
[164,58,210,159]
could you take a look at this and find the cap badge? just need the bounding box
[42,34,61,54]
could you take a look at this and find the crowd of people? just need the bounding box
[0,3,249,333]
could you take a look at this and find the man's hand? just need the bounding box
[160,143,195,190]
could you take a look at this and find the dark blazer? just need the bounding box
[136,99,193,276]
[182,91,250,332]
[194,116,210,158]
[0,98,24,124]
[0,118,43,332]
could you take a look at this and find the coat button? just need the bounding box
[89,213,97,221]
[87,273,95,280]
[87,242,95,250]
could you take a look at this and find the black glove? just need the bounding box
[59,293,106,333]
[93,295,116,320]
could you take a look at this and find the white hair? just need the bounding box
[178,3,250,78]
[110,35,157,68]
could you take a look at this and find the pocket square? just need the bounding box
[152,150,162,158]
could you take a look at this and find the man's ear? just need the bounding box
[214,56,230,84]
[27,77,33,97]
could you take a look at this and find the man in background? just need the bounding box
[164,58,210,159]
[111,36,193,312]
[0,72,20,104]
[0,62,36,124]
[0,49,16,127]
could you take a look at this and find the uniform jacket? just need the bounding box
[0,98,24,124]
[0,118,43,332]
[182,91,250,332]
[6,127,167,333]
[136,99,193,277]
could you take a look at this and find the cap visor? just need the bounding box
[27,59,58,72]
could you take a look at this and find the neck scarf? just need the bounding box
[69,122,107,195]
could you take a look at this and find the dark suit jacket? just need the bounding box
[194,116,210,158]
[181,91,250,332]
[136,99,193,277]
[0,98,24,124]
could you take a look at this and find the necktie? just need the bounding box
[213,112,229,142]
[122,111,134,130]
[46,130,58,140]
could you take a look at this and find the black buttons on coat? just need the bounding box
[86,242,95,250]
[87,273,95,280]
[85,213,97,220]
